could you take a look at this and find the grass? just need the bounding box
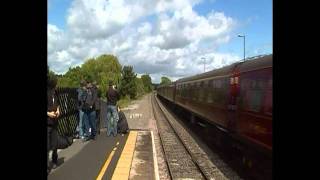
[117,92,151,108]
[118,97,131,108]
[102,91,152,109]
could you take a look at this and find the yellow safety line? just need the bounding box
[96,145,118,180]
[111,131,138,180]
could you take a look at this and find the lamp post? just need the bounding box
[238,34,245,61]
[201,57,206,72]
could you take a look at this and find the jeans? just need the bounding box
[96,110,100,134]
[77,110,85,137]
[106,105,119,136]
[83,110,96,138]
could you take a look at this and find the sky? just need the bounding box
[48,0,272,83]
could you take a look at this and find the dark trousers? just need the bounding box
[96,110,100,134]
[83,110,96,137]
[47,126,58,168]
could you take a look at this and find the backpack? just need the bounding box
[83,88,95,111]
[56,135,73,149]
[117,111,129,133]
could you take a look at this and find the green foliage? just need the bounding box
[48,68,58,87]
[48,69,57,81]
[118,95,131,108]
[135,77,145,98]
[57,54,122,98]
[141,74,153,92]
[52,53,154,107]
[57,66,82,88]
[119,66,137,99]
[90,54,122,98]
[160,76,172,85]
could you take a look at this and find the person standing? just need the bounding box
[106,82,120,137]
[83,81,97,141]
[76,80,87,139]
[47,76,61,174]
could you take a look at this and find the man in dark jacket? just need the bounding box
[47,76,60,174]
[106,81,120,136]
[82,81,98,141]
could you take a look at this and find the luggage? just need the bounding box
[56,135,73,149]
[117,111,129,134]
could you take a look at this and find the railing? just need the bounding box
[54,87,105,136]
[55,87,79,136]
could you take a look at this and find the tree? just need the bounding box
[57,66,82,87]
[141,74,153,92]
[160,76,172,85]
[48,67,58,86]
[119,66,137,99]
[56,54,122,98]
[91,54,122,98]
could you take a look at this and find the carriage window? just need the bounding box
[204,80,208,88]
[251,80,257,89]
[209,80,213,87]
[264,79,272,115]
[192,83,197,101]
[241,79,263,112]
[264,90,272,115]
[248,90,262,112]
[258,80,265,89]
[216,79,222,88]
[205,80,213,103]
[199,81,205,102]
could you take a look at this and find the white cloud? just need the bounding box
[150,6,235,50]
[48,24,67,54]
[138,22,152,35]
[48,0,239,82]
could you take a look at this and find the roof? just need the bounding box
[176,54,272,83]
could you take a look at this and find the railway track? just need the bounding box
[152,94,240,180]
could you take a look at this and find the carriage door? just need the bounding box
[228,68,240,130]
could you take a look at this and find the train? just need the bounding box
[156,54,272,173]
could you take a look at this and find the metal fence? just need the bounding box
[55,87,79,136]
[54,87,105,136]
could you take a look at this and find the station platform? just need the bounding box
[48,130,157,180]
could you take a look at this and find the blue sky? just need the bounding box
[48,0,272,82]
[48,0,71,29]
[193,0,272,57]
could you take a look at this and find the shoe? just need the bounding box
[52,163,58,169]
[47,168,51,175]
[82,137,90,142]
[67,137,73,145]
[113,133,117,137]
[90,135,96,140]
